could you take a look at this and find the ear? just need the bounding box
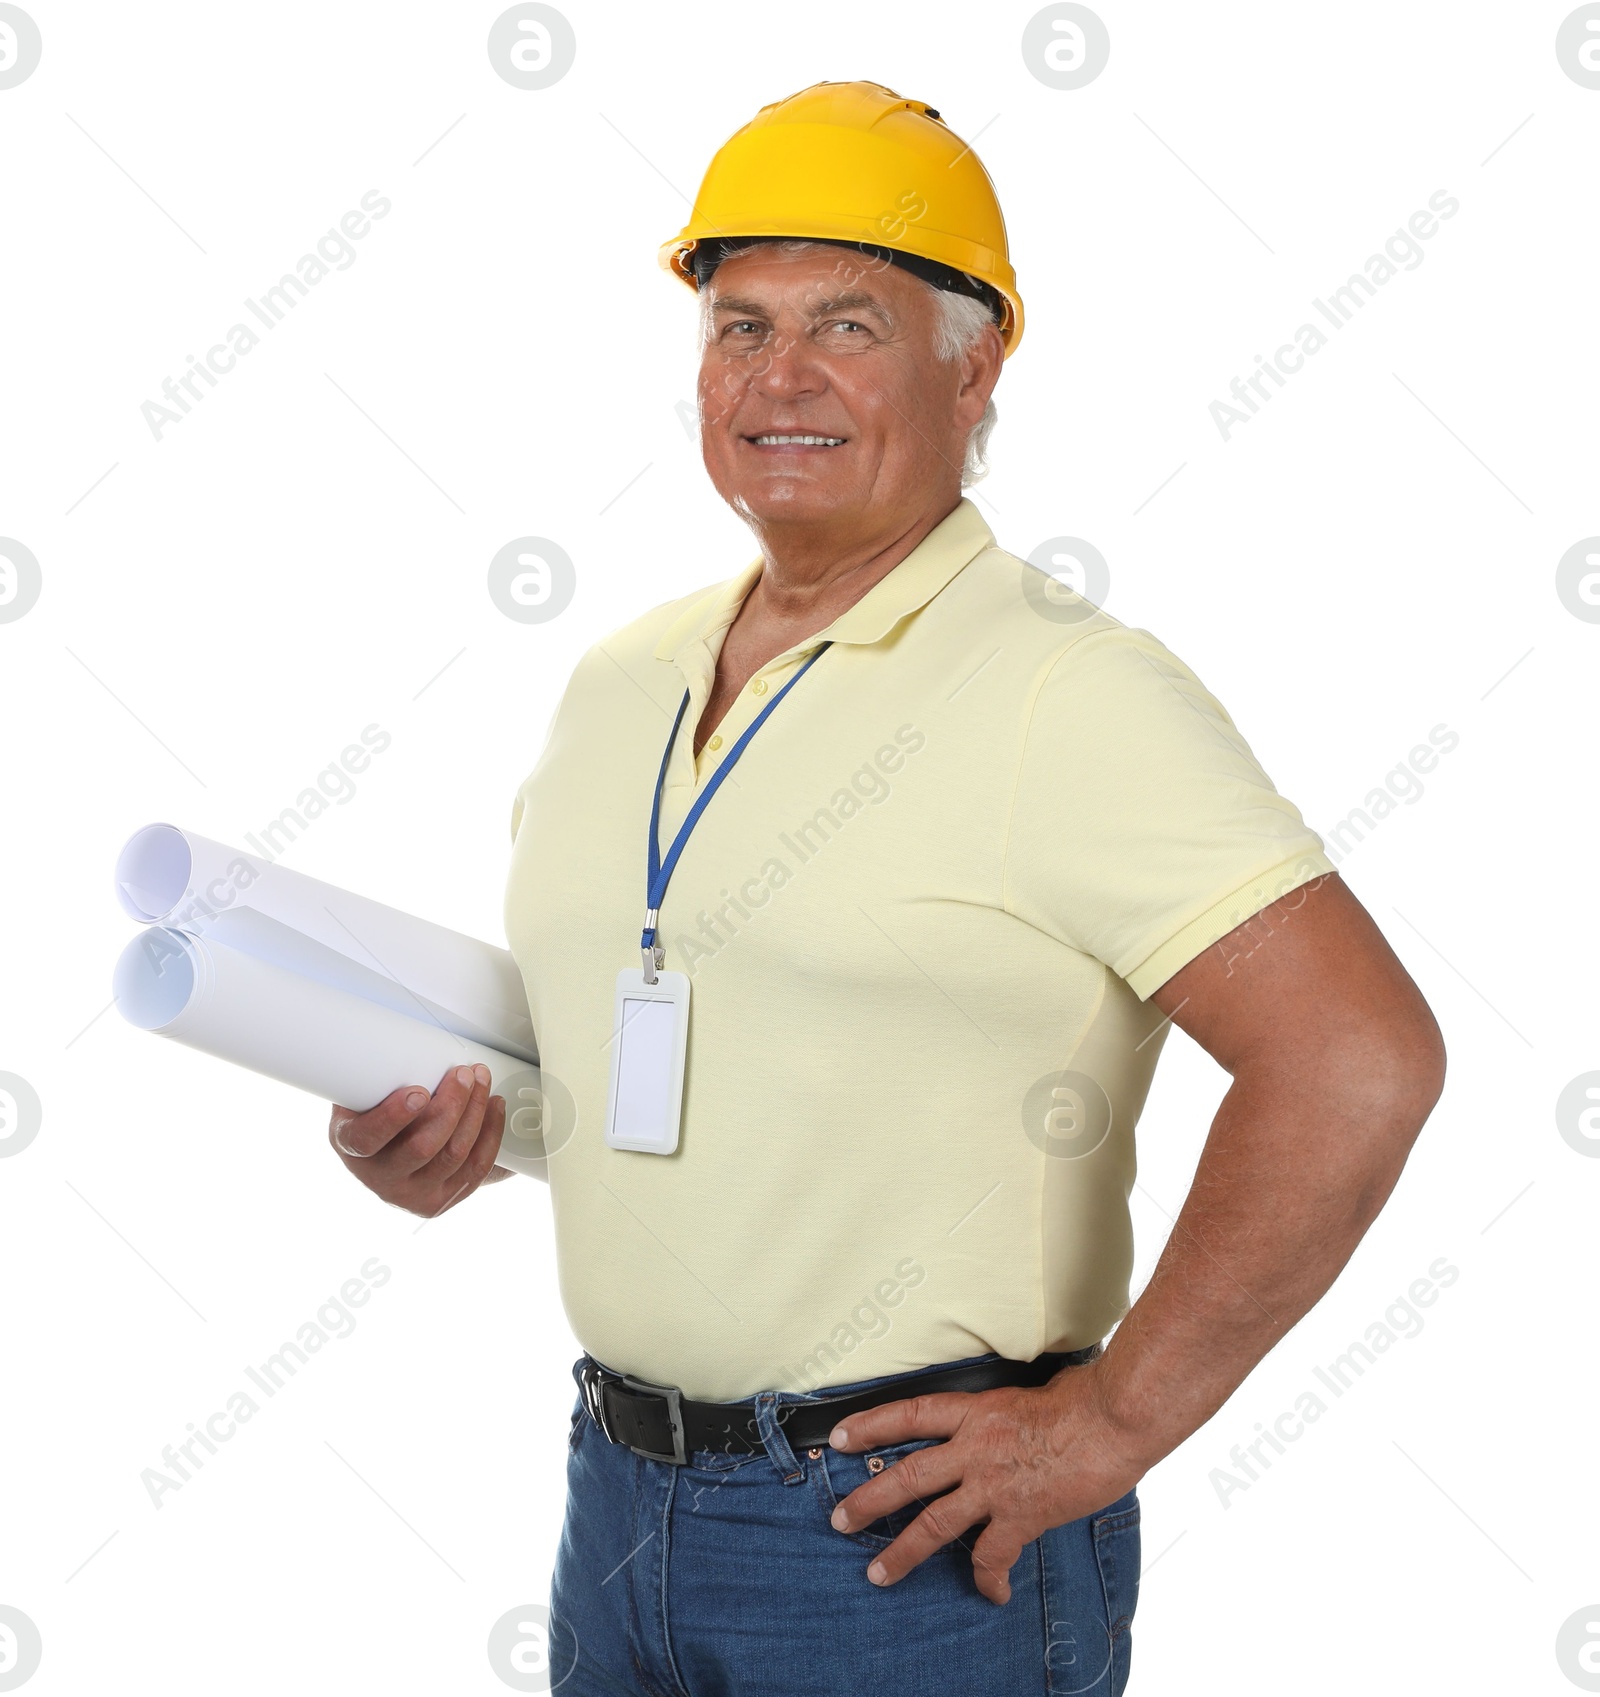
[955,322,1005,428]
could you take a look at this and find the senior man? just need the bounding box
[329,82,1445,1696]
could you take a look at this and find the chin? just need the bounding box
[733,482,861,524]
[739,485,861,522]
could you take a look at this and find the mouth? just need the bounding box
[742,432,848,450]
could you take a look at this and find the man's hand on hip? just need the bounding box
[825,1361,1147,1605]
[826,876,1445,1605]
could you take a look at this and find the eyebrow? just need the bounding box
[709,289,895,326]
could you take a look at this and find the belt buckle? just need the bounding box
[577,1357,612,1442]
[618,1374,688,1465]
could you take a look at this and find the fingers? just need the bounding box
[327,1061,514,1218]
[829,1381,1143,1606]
[330,1064,503,1194]
[415,1064,495,1185]
[329,1084,431,1159]
[429,1126,502,1221]
[424,1099,509,1218]
[968,1523,1027,1605]
[828,1390,968,1453]
[471,1096,512,1183]
[371,1064,489,1181]
[421,1082,506,1196]
[862,1487,985,1589]
[830,1443,959,1534]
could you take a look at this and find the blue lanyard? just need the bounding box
[640,642,832,980]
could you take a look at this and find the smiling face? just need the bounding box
[696,241,1003,543]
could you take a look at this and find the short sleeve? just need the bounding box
[1003,626,1335,999]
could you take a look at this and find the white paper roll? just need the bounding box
[113,926,553,1181]
[113,823,536,1064]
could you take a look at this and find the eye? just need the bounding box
[723,320,764,337]
[828,319,870,335]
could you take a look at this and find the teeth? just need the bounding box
[752,434,845,446]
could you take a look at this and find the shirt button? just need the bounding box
[751,678,768,697]
[707,734,723,751]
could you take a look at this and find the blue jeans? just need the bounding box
[546,1350,1141,1696]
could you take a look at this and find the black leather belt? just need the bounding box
[578,1343,1103,1466]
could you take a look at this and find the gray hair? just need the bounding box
[698,237,1000,487]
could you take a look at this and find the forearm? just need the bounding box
[1085,1051,1437,1470]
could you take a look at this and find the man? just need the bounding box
[328,81,1445,1695]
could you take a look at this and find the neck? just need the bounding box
[739,494,963,632]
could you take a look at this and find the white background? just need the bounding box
[1,2,1596,1692]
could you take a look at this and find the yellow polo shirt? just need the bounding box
[504,497,1334,1401]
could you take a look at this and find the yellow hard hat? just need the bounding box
[660,80,1024,358]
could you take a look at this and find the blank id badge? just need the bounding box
[602,968,691,1154]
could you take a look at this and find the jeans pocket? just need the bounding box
[1090,1493,1141,1696]
[819,1436,973,1553]
[567,1390,588,1453]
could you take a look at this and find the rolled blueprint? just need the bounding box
[113,926,552,1180]
[114,823,536,1065]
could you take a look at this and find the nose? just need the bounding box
[747,329,827,402]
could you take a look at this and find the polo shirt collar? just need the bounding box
[651,497,996,665]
